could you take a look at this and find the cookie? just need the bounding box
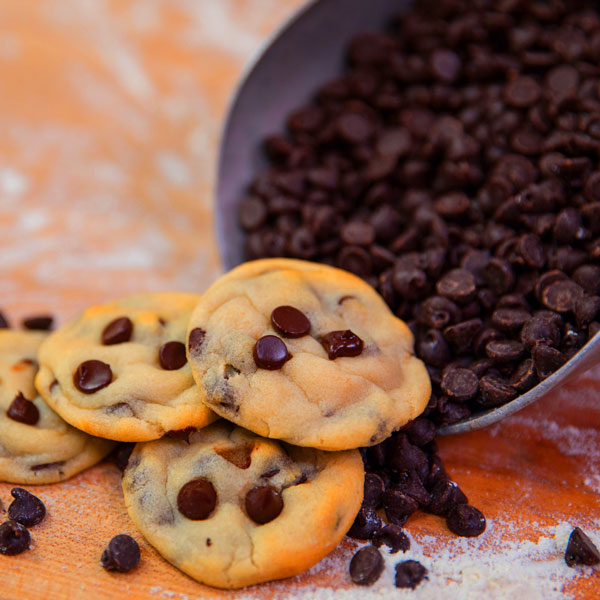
[36,293,217,442]
[0,330,114,484]
[122,421,364,589]
[187,259,431,450]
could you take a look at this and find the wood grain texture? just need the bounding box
[0,1,598,598]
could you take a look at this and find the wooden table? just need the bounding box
[1,1,598,598]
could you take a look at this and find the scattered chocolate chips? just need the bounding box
[102,317,133,345]
[177,479,217,520]
[6,392,39,425]
[0,521,31,555]
[394,560,428,590]
[245,486,284,524]
[159,341,187,370]
[564,527,600,567]
[349,546,384,586]
[270,305,311,337]
[371,524,410,554]
[446,504,486,537]
[7,488,46,527]
[253,335,291,369]
[73,360,113,394]
[101,535,140,573]
[320,330,364,359]
[22,315,53,331]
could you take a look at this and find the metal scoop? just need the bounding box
[214,0,600,435]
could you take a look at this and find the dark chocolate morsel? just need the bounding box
[253,335,291,370]
[159,341,187,370]
[102,317,133,345]
[320,329,364,359]
[271,305,311,338]
[446,504,486,537]
[73,360,113,394]
[177,479,217,520]
[22,315,53,331]
[100,534,141,572]
[0,310,9,329]
[8,488,46,527]
[394,560,428,589]
[564,527,600,567]
[0,520,31,555]
[371,524,410,554]
[347,507,382,540]
[6,392,39,425]
[349,546,384,585]
[188,328,206,355]
[245,486,284,524]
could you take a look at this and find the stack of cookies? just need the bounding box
[1,258,432,589]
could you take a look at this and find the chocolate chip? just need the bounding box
[102,317,133,345]
[101,535,140,572]
[22,315,53,331]
[415,296,461,329]
[486,339,526,363]
[504,76,541,108]
[371,524,410,554]
[188,328,206,355]
[387,434,428,474]
[575,295,600,329]
[521,314,561,349]
[383,488,419,527]
[347,507,382,540]
[0,311,9,328]
[0,521,30,555]
[245,486,283,525]
[428,480,468,517]
[349,546,384,586]
[436,269,476,304]
[541,280,583,313]
[215,444,253,469]
[532,343,566,379]
[73,360,112,394]
[159,341,187,370]
[8,489,46,527]
[485,258,515,295]
[478,374,517,407]
[394,560,428,590]
[270,305,311,338]
[6,392,39,425]
[509,358,538,393]
[564,527,600,567]
[441,368,479,402]
[253,335,291,369]
[492,308,530,333]
[404,418,436,447]
[320,330,363,360]
[443,319,482,355]
[417,329,451,367]
[363,473,385,510]
[177,479,217,520]
[446,504,486,537]
[113,443,136,471]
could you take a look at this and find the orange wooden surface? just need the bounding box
[0,1,598,599]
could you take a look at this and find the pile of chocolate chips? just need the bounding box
[239,0,600,427]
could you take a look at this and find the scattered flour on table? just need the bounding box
[147,520,598,600]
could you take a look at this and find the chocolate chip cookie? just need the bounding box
[122,421,364,589]
[36,293,217,442]
[0,330,113,484]
[187,259,430,450]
